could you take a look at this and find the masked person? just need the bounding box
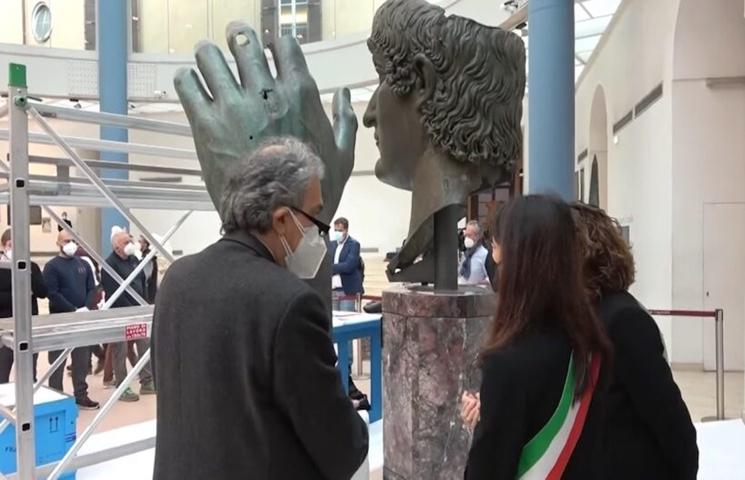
[0,228,47,383]
[151,138,368,480]
[458,220,489,286]
[101,230,156,402]
[43,230,99,409]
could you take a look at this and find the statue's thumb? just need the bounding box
[332,87,357,155]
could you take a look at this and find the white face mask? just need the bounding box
[62,241,78,257]
[280,210,328,279]
[464,237,476,249]
[124,242,138,257]
[330,231,344,243]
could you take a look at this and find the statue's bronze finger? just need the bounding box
[194,40,240,101]
[173,67,212,122]
[226,22,275,92]
[270,35,312,83]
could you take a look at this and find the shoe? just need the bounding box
[94,360,104,375]
[102,379,116,389]
[139,381,156,395]
[76,396,100,410]
[119,387,139,402]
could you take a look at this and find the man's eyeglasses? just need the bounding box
[292,207,331,238]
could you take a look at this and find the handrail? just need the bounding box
[649,308,725,420]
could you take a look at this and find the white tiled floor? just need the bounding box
[10,358,745,479]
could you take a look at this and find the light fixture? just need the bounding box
[613,135,619,145]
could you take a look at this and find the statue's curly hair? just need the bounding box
[367,0,526,171]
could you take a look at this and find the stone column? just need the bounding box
[382,286,496,479]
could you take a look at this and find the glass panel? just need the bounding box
[168,0,209,54]
[132,0,169,53]
[574,3,590,21]
[0,0,25,45]
[577,51,592,62]
[580,0,621,18]
[211,1,261,51]
[575,34,601,52]
[334,0,375,38]
[575,16,611,39]
[0,0,97,50]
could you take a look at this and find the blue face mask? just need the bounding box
[330,231,345,243]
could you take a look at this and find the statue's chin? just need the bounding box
[375,157,412,191]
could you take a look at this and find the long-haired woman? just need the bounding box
[571,202,697,479]
[464,195,611,479]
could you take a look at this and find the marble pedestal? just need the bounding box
[382,286,496,480]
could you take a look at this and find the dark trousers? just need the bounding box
[112,339,152,387]
[0,346,38,383]
[48,347,90,399]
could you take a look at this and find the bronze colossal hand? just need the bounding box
[174,22,357,224]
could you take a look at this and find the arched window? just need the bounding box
[589,156,600,207]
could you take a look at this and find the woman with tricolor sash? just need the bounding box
[463,195,612,479]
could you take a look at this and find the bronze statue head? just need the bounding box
[364,0,525,190]
[363,0,525,280]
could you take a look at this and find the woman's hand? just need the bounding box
[460,391,481,431]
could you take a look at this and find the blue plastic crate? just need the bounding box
[0,384,78,480]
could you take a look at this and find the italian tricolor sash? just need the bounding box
[516,353,601,480]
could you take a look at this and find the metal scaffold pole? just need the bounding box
[1,60,212,477]
[8,63,36,479]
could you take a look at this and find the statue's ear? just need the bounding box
[413,53,436,109]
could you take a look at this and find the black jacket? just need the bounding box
[465,328,605,479]
[0,262,47,317]
[101,253,147,308]
[598,291,698,479]
[151,230,368,480]
[141,249,158,304]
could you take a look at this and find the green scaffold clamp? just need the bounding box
[9,63,27,89]
[9,63,28,108]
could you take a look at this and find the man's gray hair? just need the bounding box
[220,137,324,234]
[467,220,482,239]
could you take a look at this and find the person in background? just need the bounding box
[43,230,99,410]
[570,202,697,479]
[329,218,370,411]
[0,229,47,383]
[152,138,368,479]
[458,220,489,286]
[330,217,363,311]
[138,235,159,304]
[101,230,155,402]
[57,211,73,232]
[462,195,611,479]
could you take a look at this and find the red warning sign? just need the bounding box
[125,323,149,340]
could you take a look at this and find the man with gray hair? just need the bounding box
[458,220,490,286]
[152,137,368,480]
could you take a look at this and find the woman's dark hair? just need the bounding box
[570,202,635,303]
[482,195,611,394]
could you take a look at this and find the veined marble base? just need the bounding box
[382,285,495,480]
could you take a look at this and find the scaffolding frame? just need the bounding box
[0,62,211,479]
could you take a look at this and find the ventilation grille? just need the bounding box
[612,110,633,134]
[634,83,663,118]
[577,148,588,163]
[128,63,157,98]
[66,61,98,98]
